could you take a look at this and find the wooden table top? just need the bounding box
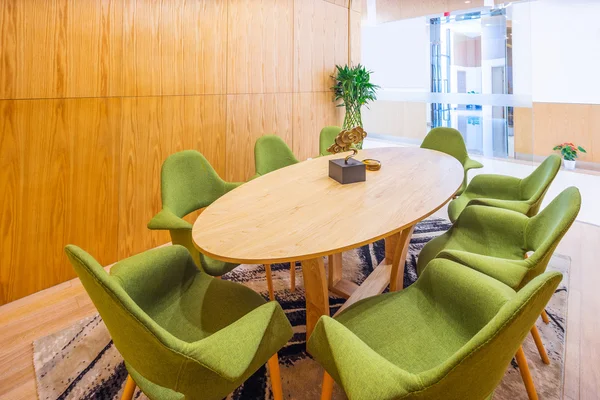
[192,147,463,264]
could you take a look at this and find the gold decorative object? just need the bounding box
[362,159,381,171]
[326,126,367,164]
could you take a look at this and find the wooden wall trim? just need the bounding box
[0,0,361,305]
[514,102,600,164]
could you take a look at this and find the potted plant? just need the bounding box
[553,142,587,170]
[331,64,379,148]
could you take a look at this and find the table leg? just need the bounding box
[327,253,358,299]
[387,225,415,292]
[328,253,343,288]
[301,257,330,341]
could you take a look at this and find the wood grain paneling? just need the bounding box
[227,0,294,94]
[0,0,123,99]
[226,94,293,182]
[294,0,348,92]
[376,0,484,23]
[0,0,354,304]
[123,0,227,96]
[519,103,600,163]
[350,10,362,66]
[182,0,227,95]
[292,92,343,160]
[119,95,227,258]
[514,106,533,155]
[0,98,121,304]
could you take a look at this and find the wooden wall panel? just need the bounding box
[292,92,344,160]
[118,95,227,258]
[351,10,362,66]
[0,0,123,99]
[376,0,484,23]
[324,0,349,7]
[66,0,124,98]
[523,103,600,163]
[0,98,121,304]
[226,94,293,182]
[227,0,294,94]
[123,0,227,96]
[0,0,355,304]
[182,1,228,95]
[294,0,348,92]
[514,106,533,155]
[514,103,600,164]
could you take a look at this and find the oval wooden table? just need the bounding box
[193,147,463,339]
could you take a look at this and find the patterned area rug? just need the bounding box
[33,218,569,400]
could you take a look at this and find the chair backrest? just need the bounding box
[522,187,581,284]
[254,135,299,176]
[161,150,227,218]
[319,126,342,156]
[520,154,562,213]
[64,245,196,393]
[420,127,469,166]
[414,259,562,399]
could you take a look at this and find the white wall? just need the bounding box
[361,17,430,90]
[528,0,600,104]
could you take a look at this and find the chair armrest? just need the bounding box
[437,249,530,290]
[147,208,192,231]
[308,316,419,399]
[465,174,522,199]
[185,301,292,382]
[223,181,244,193]
[464,157,483,171]
[466,198,531,214]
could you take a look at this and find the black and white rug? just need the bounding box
[33,218,569,400]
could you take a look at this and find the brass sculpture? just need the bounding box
[326,126,367,163]
[326,126,381,170]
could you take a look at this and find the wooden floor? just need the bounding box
[0,222,599,399]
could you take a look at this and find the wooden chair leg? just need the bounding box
[321,371,334,400]
[121,375,136,400]
[268,353,284,400]
[265,264,275,301]
[515,346,539,400]
[530,325,550,365]
[541,310,550,324]
[290,261,296,292]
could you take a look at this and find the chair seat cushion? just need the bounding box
[133,274,267,343]
[336,289,473,373]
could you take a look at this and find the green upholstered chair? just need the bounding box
[319,126,342,156]
[65,245,293,400]
[308,258,562,400]
[253,134,300,298]
[418,187,580,289]
[417,187,580,398]
[448,154,562,223]
[253,135,299,178]
[148,150,242,277]
[420,127,483,196]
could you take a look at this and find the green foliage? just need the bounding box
[331,64,379,109]
[331,65,379,140]
[553,142,587,161]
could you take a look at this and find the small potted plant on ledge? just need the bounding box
[331,64,379,149]
[553,142,587,170]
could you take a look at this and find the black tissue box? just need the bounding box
[329,158,366,184]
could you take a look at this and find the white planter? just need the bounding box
[563,159,576,170]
